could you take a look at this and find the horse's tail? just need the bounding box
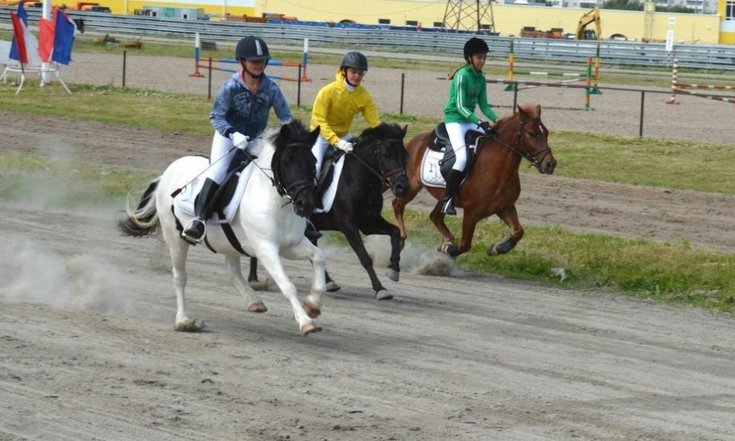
[119,177,161,237]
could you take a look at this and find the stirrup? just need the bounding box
[182,217,206,243]
[441,198,456,215]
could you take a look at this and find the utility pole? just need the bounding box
[442,0,495,33]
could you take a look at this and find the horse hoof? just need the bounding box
[385,268,400,282]
[326,281,341,292]
[375,290,393,301]
[438,242,459,257]
[300,323,322,335]
[304,301,321,319]
[248,302,268,313]
[175,319,205,332]
[249,279,269,291]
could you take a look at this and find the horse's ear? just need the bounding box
[401,125,408,139]
[309,125,320,144]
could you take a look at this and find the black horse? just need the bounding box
[250,122,409,300]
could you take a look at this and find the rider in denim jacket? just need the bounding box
[182,36,292,243]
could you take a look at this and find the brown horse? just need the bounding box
[392,104,556,258]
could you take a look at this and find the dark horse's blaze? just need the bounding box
[393,104,556,258]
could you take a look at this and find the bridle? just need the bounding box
[483,117,552,169]
[348,138,407,188]
[270,142,316,206]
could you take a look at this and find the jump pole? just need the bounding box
[666,58,679,104]
[190,32,204,78]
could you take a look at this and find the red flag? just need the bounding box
[39,14,55,63]
[10,11,28,65]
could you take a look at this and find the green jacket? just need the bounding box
[443,64,497,124]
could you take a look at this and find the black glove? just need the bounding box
[478,121,496,136]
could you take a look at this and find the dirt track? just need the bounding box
[2,53,735,440]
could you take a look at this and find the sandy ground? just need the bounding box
[2,53,735,440]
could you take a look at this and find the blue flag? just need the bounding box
[52,9,76,65]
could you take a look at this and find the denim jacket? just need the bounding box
[209,71,292,139]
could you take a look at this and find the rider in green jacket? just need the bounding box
[441,37,497,215]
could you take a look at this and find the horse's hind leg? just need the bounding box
[226,255,267,313]
[342,225,391,300]
[247,257,270,291]
[165,235,202,332]
[360,217,402,283]
[489,205,524,256]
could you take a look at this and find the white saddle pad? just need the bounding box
[313,154,346,214]
[173,163,256,224]
[420,148,448,188]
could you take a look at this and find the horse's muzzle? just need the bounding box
[538,152,557,175]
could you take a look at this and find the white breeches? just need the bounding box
[312,133,352,176]
[204,131,237,184]
[445,122,476,172]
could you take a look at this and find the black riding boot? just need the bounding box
[440,169,463,216]
[182,178,220,243]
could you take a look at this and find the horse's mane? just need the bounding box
[270,119,312,150]
[357,122,405,147]
[494,104,541,131]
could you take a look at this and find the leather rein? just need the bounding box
[482,117,551,169]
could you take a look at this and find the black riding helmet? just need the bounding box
[235,36,271,62]
[340,51,368,71]
[463,37,489,62]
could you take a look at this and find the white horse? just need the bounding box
[120,120,326,335]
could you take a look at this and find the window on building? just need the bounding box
[727,1,735,20]
[379,18,390,24]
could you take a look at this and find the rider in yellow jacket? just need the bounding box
[310,51,381,177]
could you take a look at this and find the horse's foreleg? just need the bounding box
[391,197,409,251]
[225,255,267,313]
[359,217,402,283]
[257,244,321,335]
[429,204,458,255]
[456,211,483,256]
[341,226,391,300]
[489,205,524,256]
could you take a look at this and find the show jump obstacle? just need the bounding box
[666,58,735,104]
[504,38,602,111]
[189,33,311,82]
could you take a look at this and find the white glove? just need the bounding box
[230,132,249,150]
[334,139,354,153]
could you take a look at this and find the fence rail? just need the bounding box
[2,7,735,71]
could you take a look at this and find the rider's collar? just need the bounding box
[343,78,356,92]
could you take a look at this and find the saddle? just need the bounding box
[209,149,256,221]
[427,122,482,179]
[314,148,345,210]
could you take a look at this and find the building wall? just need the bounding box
[55,0,728,45]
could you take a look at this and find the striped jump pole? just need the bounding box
[671,88,735,104]
[666,58,679,104]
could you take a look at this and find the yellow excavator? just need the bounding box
[576,6,602,40]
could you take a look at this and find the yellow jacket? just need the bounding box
[310,71,381,145]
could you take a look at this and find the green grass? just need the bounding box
[396,210,735,313]
[3,84,733,194]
